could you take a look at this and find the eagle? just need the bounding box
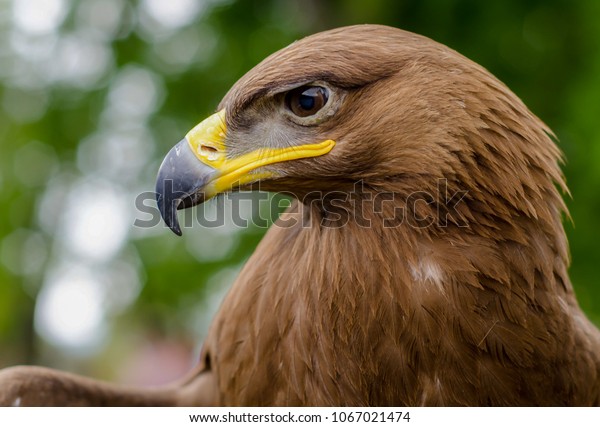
[1,24,599,406]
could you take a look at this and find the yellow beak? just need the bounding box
[185,109,336,198]
[155,109,336,235]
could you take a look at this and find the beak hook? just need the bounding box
[155,139,217,236]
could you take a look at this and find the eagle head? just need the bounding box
[156,24,567,255]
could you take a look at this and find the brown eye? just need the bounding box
[285,86,329,117]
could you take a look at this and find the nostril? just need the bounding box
[199,145,220,161]
[201,145,218,153]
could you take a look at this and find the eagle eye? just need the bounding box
[285,86,329,117]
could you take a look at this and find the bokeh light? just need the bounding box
[12,0,67,36]
[35,265,107,353]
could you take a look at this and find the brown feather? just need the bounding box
[203,24,600,406]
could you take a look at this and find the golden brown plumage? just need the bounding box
[1,24,599,406]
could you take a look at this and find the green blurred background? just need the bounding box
[0,0,599,385]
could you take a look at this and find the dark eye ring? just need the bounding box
[285,86,329,118]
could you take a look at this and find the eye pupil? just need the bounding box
[299,94,315,111]
[285,86,329,118]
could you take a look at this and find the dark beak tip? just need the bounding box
[154,183,182,237]
[171,225,183,237]
[155,139,216,236]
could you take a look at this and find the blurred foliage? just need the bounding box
[0,0,599,382]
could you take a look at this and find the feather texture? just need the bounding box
[200,24,600,405]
